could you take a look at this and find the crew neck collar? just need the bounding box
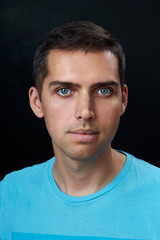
[48,151,133,203]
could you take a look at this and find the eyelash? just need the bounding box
[56,87,112,97]
[97,88,112,96]
[57,88,72,96]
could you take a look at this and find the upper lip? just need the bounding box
[69,129,99,134]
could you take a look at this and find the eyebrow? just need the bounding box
[91,80,119,88]
[48,80,119,89]
[48,80,80,89]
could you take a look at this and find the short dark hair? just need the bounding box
[33,21,125,98]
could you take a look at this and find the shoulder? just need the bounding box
[125,151,160,187]
[0,158,54,197]
[133,153,160,177]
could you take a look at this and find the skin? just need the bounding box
[29,50,128,197]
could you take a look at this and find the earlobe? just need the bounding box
[121,84,128,116]
[29,87,44,118]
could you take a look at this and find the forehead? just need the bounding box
[46,50,119,84]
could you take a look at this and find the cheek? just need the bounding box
[42,99,73,135]
[101,99,122,116]
[99,102,122,127]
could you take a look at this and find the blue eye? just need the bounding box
[98,88,111,95]
[57,88,71,96]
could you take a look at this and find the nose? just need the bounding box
[75,92,96,121]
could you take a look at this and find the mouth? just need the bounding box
[68,129,99,142]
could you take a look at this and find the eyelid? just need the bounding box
[54,85,114,97]
[56,87,74,96]
[96,86,113,94]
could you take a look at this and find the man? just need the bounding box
[0,21,160,240]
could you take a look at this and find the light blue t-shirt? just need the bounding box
[0,151,160,240]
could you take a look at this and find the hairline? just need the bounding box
[36,48,124,100]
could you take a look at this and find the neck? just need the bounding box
[52,146,126,197]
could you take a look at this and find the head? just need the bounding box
[33,21,125,99]
[29,21,128,162]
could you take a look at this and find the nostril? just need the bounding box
[76,108,95,121]
[75,94,96,121]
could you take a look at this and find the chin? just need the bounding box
[69,155,96,162]
[65,146,107,162]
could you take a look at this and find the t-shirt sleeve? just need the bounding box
[0,180,2,239]
[0,177,6,239]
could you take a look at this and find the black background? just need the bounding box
[1,0,160,181]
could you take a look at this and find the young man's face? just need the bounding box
[30,50,128,161]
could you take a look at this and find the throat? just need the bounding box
[52,148,126,197]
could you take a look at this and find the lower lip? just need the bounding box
[69,132,99,142]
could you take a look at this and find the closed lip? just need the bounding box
[69,129,99,134]
[68,129,99,142]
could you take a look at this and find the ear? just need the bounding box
[29,87,44,118]
[120,84,128,116]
